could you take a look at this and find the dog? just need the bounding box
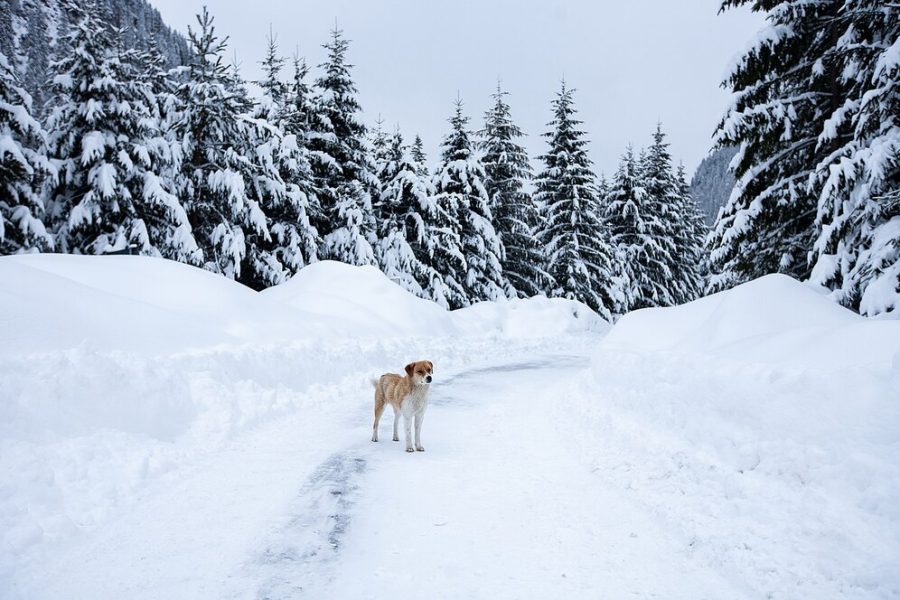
[371,360,433,452]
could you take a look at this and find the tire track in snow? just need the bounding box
[250,451,367,600]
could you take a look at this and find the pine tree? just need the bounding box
[0,50,53,254]
[604,147,666,311]
[675,162,708,300]
[534,82,620,319]
[249,29,319,281]
[410,134,429,177]
[375,129,440,296]
[173,7,265,280]
[807,2,899,316]
[45,2,197,260]
[640,123,696,305]
[712,0,898,315]
[708,2,831,291]
[480,83,545,297]
[434,98,506,306]
[309,26,376,266]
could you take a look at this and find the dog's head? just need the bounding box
[405,360,434,385]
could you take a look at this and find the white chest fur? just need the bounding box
[401,385,429,416]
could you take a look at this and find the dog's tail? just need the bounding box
[369,376,380,389]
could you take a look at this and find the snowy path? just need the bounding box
[11,346,747,599]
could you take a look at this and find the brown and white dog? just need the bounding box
[371,360,433,452]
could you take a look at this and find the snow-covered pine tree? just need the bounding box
[807,2,899,316]
[249,29,319,282]
[45,2,198,260]
[534,82,620,320]
[480,83,546,297]
[308,26,376,266]
[0,50,54,254]
[708,1,848,294]
[402,132,468,307]
[370,116,392,224]
[640,123,694,305]
[434,98,507,306]
[375,129,440,296]
[410,134,429,178]
[675,161,709,299]
[605,146,674,311]
[173,7,266,280]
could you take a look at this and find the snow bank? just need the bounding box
[260,260,456,337]
[576,273,900,598]
[452,295,608,338]
[605,273,899,369]
[0,254,597,579]
[0,254,310,356]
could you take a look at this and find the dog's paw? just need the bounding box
[392,436,399,442]
[416,446,425,452]
[371,437,378,443]
[405,447,415,453]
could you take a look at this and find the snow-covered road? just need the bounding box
[10,346,748,599]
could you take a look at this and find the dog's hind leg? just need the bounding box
[372,391,385,442]
[392,408,400,442]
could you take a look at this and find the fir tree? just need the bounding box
[376,130,439,296]
[675,162,709,300]
[640,123,694,305]
[605,146,674,311]
[250,28,319,281]
[480,83,545,297]
[0,50,53,254]
[534,82,620,319]
[807,2,899,316]
[309,26,376,266]
[712,0,899,315]
[410,134,429,177]
[173,7,265,280]
[45,2,197,260]
[707,0,827,290]
[433,98,506,306]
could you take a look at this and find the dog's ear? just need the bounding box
[426,361,433,371]
[405,363,415,377]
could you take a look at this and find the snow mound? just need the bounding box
[580,273,900,598]
[452,295,608,338]
[0,254,263,356]
[260,260,456,337]
[604,273,900,368]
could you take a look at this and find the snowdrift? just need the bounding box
[580,273,900,598]
[604,273,900,369]
[260,260,457,337]
[453,295,609,338]
[0,254,601,577]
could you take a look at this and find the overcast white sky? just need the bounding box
[151,1,763,177]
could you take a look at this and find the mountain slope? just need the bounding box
[0,0,189,111]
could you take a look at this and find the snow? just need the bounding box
[260,259,456,337]
[579,273,900,599]
[2,256,898,599]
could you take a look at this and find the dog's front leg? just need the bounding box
[414,410,425,452]
[392,410,400,442]
[403,413,414,453]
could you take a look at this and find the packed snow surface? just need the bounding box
[1,255,897,599]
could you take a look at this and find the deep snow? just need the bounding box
[1,256,898,599]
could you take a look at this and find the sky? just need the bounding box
[150,0,764,178]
